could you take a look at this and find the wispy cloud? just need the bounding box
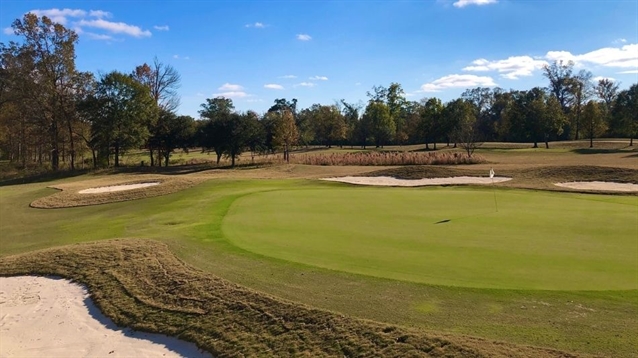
[173,54,190,60]
[30,8,87,24]
[3,27,14,35]
[618,70,638,74]
[154,25,169,31]
[463,56,548,79]
[613,38,627,44]
[88,10,111,18]
[245,22,266,28]
[264,84,285,90]
[213,91,249,99]
[546,44,638,69]
[19,8,151,40]
[77,19,151,37]
[295,82,316,87]
[296,34,312,41]
[86,32,114,41]
[453,0,498,8]
[420,74,497,92]
[309,75,328,81]
[279,75,297,79]
[218,83,244,91]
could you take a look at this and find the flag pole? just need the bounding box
[490,168,498,212]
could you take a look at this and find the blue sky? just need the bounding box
[1,0,637,118]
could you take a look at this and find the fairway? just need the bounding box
[223,185,638,290]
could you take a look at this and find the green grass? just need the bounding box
[222,186,637,290]
[1,176,637,356]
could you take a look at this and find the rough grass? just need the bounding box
[0,239,578,358]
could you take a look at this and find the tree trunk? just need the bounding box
[150,146,155,166]
[630,137,634,146]
[433,142,437,150]
[114,143,120,167]
[231,153,236,167]
[533,141,538,148]
[67,122,75,170]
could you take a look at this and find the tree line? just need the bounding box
[1,14,637,170]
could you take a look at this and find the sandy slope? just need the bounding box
[321,176,512,186]
[554,181,638,192]
[0,276,212,358]
[78,182,160,194]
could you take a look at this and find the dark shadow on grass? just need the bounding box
[571,148,637,155]
[434,219,451,224]
[0,169,90,187]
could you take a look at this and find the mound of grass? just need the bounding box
[29,175,205,208]
[0,239,576,358]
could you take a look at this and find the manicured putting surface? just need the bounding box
[223,186,637,290]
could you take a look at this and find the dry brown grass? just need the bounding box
[0,239,581,358]
[291,151,485,166]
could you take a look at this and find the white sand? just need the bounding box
[78,182,159,194]
[321,176,512,187]
[554,181,638,192]
[0,276,212,358]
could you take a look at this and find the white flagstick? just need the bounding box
[490,168,498,212]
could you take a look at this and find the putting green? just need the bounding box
[223,186,638,290]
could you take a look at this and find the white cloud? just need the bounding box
[154,25,169,31]
[280,75,297,79]
[89,10,111,18]
[463,56,548,79]
[3,27,14,35]
[213,91,249,99]
[77,19,152,37]
[30,8,86,24]
[618,70,638,74]
[309,75,328,80]
[355,82,362,86]
[246,98,264,103]
[453,0,498,8]
[173,54,190,60]
[295,82,316,87]
[218,83,244,91]
[593,76,615,82]
[86,32,113,41]
[296,34,312,41]
[245,22,265,28]
[264,84,285,90]
[613,38,627,44]
[420,74,497,92]
[545,44,638,69]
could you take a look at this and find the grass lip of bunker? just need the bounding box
[554,181,638,192]
[321,175,512,186]
[78,182,160,194]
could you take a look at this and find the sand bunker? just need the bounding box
[0,276,212,358]
[322,176,512,187]
[79,182,160,194]
[555,181,638,192]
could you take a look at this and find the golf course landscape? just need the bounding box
[1,142,637,357]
